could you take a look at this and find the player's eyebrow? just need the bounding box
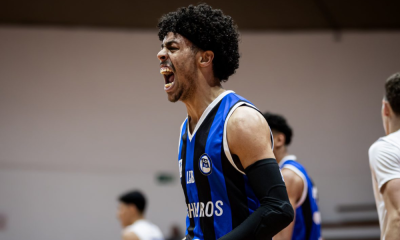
[161,40,179,49]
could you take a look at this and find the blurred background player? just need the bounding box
[117,190,164,240]
[263,112,322,240]
[369,73,400,240]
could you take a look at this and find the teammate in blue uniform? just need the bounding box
[263,113,322,240]
[156,4,294,240]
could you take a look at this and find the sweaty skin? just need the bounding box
[158,33,198,103]
[226,106,275,169]
[157,32,224,133]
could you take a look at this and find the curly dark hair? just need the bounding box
[263,112,293,146]
[385,72,400,116]
[157,3,240,82]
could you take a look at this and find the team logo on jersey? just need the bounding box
[199,153,212,176]
[187,170,195,184]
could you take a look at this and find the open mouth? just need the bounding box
[160,67,175,90]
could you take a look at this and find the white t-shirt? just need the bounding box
[369,129,400,240]
[124,219,164,240]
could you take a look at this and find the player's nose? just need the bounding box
[157,49,168,61]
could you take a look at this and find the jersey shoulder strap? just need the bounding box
[222,93,274,174]
[281,160,309,208]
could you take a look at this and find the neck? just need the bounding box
[183,81,225,133]
[387,117,400,135]
[274,146,288,164]
[126,214,144,227]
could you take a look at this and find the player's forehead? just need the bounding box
[118,202,130,209]
[162,32,192,47]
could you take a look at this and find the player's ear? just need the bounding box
[275,133,286,148]
[198,50,214,67]
[128,204,139,215]
[382,100,391,117]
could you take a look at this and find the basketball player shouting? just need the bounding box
[157,4,294,240]
[369,73,400,240]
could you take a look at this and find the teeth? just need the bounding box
[165,82,174,89]
[160,67,172,75]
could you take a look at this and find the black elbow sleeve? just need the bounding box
[218,159,294,240]
[244,158,289,201]
[245,159,294,239]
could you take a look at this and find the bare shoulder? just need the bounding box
[122,231,140,240]
[227,106,269,144]
[227,106,274,169]
[228,106,266,129]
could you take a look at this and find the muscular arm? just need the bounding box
[273,169,304,240]
[381,178,400,240]
[218,107,294,240]
[227,107,274,168]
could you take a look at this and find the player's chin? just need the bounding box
[167,86,184,103]
[167,91,180,103]
[167,95,178,102]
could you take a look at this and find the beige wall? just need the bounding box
[1,27,399,240]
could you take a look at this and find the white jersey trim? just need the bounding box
[279,155,297,168]
[187,90,234,141]
[178,119,186,154]
[223,101,260,175]
[281,162,308,208]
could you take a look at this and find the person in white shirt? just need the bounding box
[369,72,400,240]
[117,190,164,240]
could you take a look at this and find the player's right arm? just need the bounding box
[273,168,303,240]
[381,178,400,240]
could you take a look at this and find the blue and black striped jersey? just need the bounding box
[177,91,272,240]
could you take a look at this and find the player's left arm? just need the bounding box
[218,106,294,240]
[381,178,400,240]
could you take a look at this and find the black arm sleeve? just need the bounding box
[218,158,294,240]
